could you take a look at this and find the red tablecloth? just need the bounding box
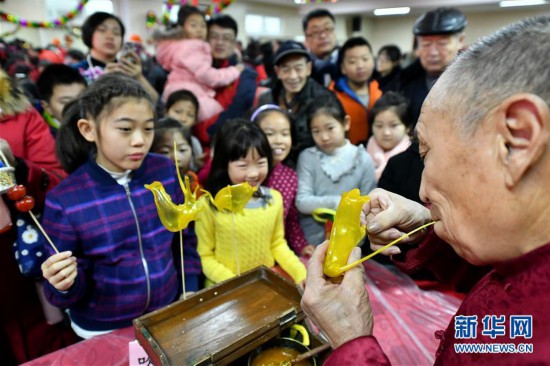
[24,261,461,366]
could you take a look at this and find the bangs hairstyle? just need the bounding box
[151,117,193,153]
[207,118,272,196]
[81,12,125,49]
[57,73,155,173]
[306,94,346,129]
[370,91,411,128]
[36,63,86,102]
[165,89,199,114]
[337,36,373,78]
[177,5,204,27]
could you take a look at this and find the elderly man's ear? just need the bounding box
[498,94,550,187]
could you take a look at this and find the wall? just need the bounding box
[1,0,549,55]
[362,7,550,55]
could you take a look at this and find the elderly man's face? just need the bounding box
[305,16,337,59]
[417,83,501,265]
[274,55,312,96]
[416,34,464,75]
[208,24,236,60]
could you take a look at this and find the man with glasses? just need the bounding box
[193,14,258,143]
[303,9,339,87]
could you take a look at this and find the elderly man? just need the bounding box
[257,40,335,161]
[303,8,339,86]
[390,7,466,126]
[301,16,550,365]
[378,7,467,204]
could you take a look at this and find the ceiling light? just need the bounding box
[374,7,411,16]
[499,0,548,7]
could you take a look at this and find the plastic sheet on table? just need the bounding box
[364,260,461,365]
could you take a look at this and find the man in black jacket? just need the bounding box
[381,8,467,204]
[389,7,467,127]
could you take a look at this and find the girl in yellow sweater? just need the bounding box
[196,119,306,286]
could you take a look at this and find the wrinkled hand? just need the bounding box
[362,188,431,256]
[0,139,17,167]
[41,251,78,292]
[301,241,373,349]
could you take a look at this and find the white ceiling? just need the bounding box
[243,0,550,16]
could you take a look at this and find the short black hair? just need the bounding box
[302,9,335,32]
[151,117,193,153]
[165,89,199,115]
[337,36,373,70]
[36,63,86,102]
[370,91,411,128]
[207,14,238,37]
[81,12,125,49]
[306,94,346,130]
[378,45,402,63]
[177,5,204,27]
[207,119,272,197]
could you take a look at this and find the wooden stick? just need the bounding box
[28,210,59,254]
[282,343,332,366]
[180,230,186,300]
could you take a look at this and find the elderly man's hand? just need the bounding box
[300,242,373,349]
[362,188,432,255]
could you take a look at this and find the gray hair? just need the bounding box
[437,16,550,137]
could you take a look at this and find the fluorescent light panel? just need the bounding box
[374,7,410,16]
[499,0,548,7]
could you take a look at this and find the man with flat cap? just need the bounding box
[389,7,467,126]
[379,7,467,204]
[257,40,335,162]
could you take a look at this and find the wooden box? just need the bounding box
[134,266,307,365]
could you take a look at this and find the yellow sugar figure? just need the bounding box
[211,182,257,213]
[323,189,370,277]
[145,176,202,232]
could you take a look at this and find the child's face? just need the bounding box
[154,130,193,172]
[184,14,207,41]
[166,100,197,129]
[92,18,123,59]
[80,98,154,173]
[43,83,86,121]
[340,45,375,86]
[228,148,268,188]
[372,109,408,151]
[258,112,292,164]
[310,113,349,154]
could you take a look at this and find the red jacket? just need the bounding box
[0,72,74,363]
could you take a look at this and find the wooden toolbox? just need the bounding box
[134,266,315,365]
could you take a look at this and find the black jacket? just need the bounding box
[258,78,334,163]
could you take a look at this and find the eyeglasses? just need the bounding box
[306,26,334,39]
[208,33,236,43]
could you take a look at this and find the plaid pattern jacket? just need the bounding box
[43,154,183,331]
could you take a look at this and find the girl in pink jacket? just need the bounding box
[155,5,243,122]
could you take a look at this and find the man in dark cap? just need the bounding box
[379,7,467,205]
[257,40,335,161]
[390,7,467,126]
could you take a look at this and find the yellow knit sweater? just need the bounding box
[196,188,307,285]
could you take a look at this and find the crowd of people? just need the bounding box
[1,3,548,365]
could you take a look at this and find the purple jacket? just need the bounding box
[43,154,183,331]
